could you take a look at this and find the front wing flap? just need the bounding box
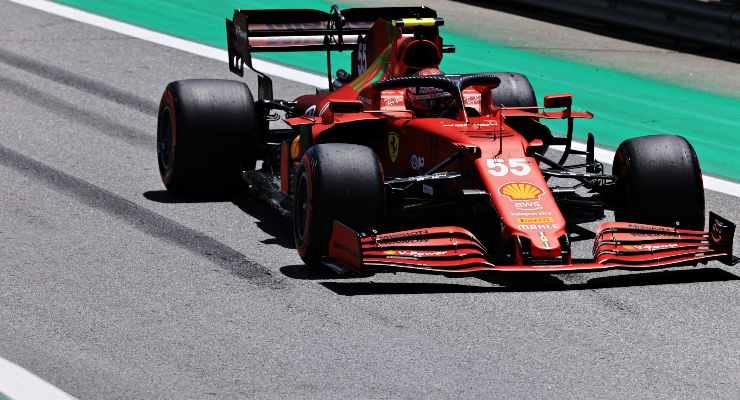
[326,212,738,274]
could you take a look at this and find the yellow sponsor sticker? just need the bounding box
[517,216,555,224]
[395,18,438,27]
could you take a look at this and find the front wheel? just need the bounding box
[292,143,384,267]
[612,134,705,229]
[490,72,537,108]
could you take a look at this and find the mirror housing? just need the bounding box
[526,138,546,156]
[544,93,573,109]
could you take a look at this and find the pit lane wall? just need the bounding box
[506,0,740,51]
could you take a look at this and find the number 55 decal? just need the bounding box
[487,158,531,177]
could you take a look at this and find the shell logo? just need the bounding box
[500,183,543,200]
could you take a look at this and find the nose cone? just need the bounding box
[474,155,568,263]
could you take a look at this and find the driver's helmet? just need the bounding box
[405,68,455,117]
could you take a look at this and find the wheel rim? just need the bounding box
[157,106,173,171]
[294,173,309,244]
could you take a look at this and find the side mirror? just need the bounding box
[544,93,573,109]
[526,138,546,156]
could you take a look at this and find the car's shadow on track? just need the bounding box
[232,192,294,248]
[280,264,375,280]
[143,190,294,248]
[144,191,740,296]
[144,190,232,203]
[566,224,596,242]
[310,268,740,296]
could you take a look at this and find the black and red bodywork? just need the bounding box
[226,6,738,274]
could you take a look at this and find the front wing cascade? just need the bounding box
[326,213,738,274]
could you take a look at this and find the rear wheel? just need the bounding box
[293,143,384,266]
[157,79,259,194]
[612,134,705,229]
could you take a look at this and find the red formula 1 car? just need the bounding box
[156,6,738,274]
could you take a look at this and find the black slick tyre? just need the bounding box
[612,134,705,229]
[491,72,537,108]
[292,143,384,267]
[157,79,258,194]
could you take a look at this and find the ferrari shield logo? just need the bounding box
[387,132,400,163]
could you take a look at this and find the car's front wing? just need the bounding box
[326,213,738,274]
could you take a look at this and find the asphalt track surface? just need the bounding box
[0,1,739,399]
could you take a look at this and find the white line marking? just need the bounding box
[7,0,328,88]
[8,0,740,197]
[0,357,76,400]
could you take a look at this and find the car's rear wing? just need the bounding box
[226,6,440,99]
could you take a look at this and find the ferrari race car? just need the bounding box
[156,6,738,274]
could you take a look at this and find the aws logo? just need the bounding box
[499,182,543,201]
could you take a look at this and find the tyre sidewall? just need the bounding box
[613,135,705,229]
[294,152,326,264]
[293,144,384,265]
[158,85,181,190]
[491,72,537,108]
[156,79,258,194]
